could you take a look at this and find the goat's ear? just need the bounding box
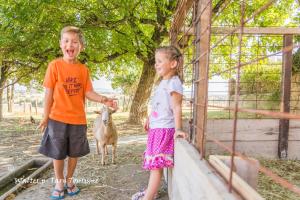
[94,111,101,114]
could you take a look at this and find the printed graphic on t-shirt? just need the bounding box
[151,102,160,118]
[63,77,82,96]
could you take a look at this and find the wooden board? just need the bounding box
[183,27,300,35]
[168,139,241,200]
[209,155,264,200]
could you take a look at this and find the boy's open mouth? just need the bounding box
[66,49,75,57]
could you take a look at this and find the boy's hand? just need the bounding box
[175,129,188,140]
[144,118,149,131]
[37,117,48,133]
[103,97,118,110]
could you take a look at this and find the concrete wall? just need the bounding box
[205,119,300,159]
[167,139,241,200]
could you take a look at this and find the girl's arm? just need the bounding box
[144,116,150,131]
[171,92,187,139]
[85,90,118,109]
[38,88,53,132]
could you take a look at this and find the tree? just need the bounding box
[1,0,298,123]
[209,0,297,94]
[0,0,63,120]
[65,0,178,123]
[0,0,178,123]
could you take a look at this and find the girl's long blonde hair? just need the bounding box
[155,45,183,83]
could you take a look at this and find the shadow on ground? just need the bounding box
[0,117,168,200]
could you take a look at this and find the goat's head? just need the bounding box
[94,106,117,126]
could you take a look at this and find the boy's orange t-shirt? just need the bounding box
[43,58,93,124]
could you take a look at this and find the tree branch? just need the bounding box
[213,0,227,14]
[140,18,157,25]
[82,50,129,64]
[0,65,41,90]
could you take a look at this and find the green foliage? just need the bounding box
[0,0,64,88]
[208,0,300,103]
[240,64,281,98]
[0,0,176,92]
[209,0,298,79]
[1,0,300,99]
[292,48,300,73]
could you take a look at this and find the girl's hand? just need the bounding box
[175,129,188,140]
[37,117,48,133]
[144,118,149,131]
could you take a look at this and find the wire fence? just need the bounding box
[170,0,300,198]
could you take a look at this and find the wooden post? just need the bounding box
[85,100,88,113]
[35,99,38,115]
[29,102,32,116]
[23,100,26,113]
[194,0,212,157]
[278,35,293,159]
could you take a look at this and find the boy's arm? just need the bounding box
[85,90,117,109]
[38,88,53,132]
[171,92,187,139]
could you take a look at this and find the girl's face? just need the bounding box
[60,32,83,63]
[155,51,177,79]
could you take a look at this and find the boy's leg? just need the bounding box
[52,159,65,196]
[66,157,78,185]
[65,123,89,195]
[38,119,68,198]
[143,169,163,200]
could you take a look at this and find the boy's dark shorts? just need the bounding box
[39,118,90,160]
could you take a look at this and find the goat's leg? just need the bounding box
[96,139,100,155]
[112,143,117,164]
[100,144,106,165]
[104,145,108,155]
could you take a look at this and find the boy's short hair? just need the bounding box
[60,26,85,47]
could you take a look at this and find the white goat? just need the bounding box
[93,106,118,165]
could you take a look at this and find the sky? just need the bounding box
[14,75,228,96]
[92,77,114,91]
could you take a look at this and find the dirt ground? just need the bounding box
[0,116,168,200]
[2,116,300,200]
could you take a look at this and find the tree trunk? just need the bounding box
[122,95,127,112]
[0,88,3,121]
[0,65,8,121]
[7,83,14,112]
[35,99,38,115]
[128,59,156,124]
[126,96,133,112]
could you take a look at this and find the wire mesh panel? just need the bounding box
[170,0,300,198]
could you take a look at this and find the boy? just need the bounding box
[38,26,116,199]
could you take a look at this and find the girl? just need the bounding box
[132,46,187,200]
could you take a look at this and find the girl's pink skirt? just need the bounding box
[143,128,175,170]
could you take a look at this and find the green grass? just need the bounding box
[257,159,300,200]
[183,110,274,119]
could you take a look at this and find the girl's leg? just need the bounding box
[143,169,163,200]
[52,159,65,195]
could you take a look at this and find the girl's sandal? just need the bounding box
[65,184,80,196]
[131,189,160,200]
[131,190,146,200]
[50,189,65,199]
